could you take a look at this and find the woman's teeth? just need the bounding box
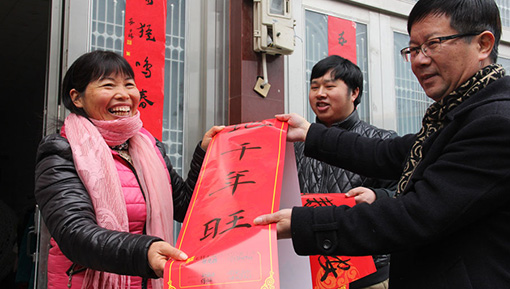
[109,107,130,116]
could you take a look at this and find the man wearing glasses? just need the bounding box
[255,0,510,288]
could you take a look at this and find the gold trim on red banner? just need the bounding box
[165,119,288,289]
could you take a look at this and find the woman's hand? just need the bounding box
[275,113,311,142]
[201,126,225,151]
[253,208,292,239]
[147,241,188,278]
[345,187,377,204]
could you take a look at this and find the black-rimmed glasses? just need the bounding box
[400,32,482,62]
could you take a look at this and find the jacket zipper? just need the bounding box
[66,263,86,288]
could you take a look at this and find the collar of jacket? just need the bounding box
[315,109,359,130]
[446,75,510,122]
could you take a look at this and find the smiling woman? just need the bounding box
[70,73,140,121]
[33,51,224,289]
[61,51,139,120]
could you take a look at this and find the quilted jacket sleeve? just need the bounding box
[365,127,398,199]
[155,141,205,222]
[34,134,161,278]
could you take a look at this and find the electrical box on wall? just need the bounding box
[253,0,295,55]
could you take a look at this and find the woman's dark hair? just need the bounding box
[61,50,135,117]
[407,0,501,63]
[310,55,363,107]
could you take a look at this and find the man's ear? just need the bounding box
[478,31,495,61]
[70,89,83,108]
[351,87,360,102]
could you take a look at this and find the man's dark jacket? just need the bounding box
[292,76,510,289]
[294,110,397,288]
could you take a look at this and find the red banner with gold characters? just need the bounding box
[301,193,376,289]
[124,0,166,140]
[164,119,288,289]
[328,16,357,64]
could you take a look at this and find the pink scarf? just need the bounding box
[64,112,173,289]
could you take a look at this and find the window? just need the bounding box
[394,32,432,135]
[498,56,510,72]
[496,0,510,27]
[91,0,186,175]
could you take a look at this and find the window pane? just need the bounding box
[305,10,328,122]
[162,1,186,175]
[496,0,510,28]
[356,23,369,123]
[304,10,370,123]
[91,0,185,175]
[394,32,432,135]
[91,0,124,54]
[498,56,510,72]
